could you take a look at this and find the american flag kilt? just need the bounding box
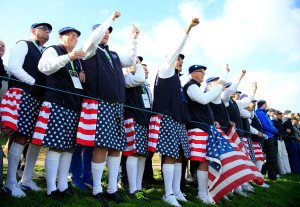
[206,126,264,203]
[0,88,41,137]
[187,128,208,162]
[241,136,256,162]
[31,101,79,150]
[76,98,126,151]
[147,114,190,159]
[252,141,265,161]
[123,118,148,156]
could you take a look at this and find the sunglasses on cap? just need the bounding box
[35,25,52,33]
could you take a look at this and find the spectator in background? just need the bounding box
[272,111,291,174]
[256,100,278,180]
[283,110,300,174]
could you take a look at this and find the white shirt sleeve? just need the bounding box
[240,108,251,118]
[124,63,145,88]
[235,94,255,109]
[38,47,70,75]
[80,13,114,60]
[249,119,259,135]
[187,83,223,105]
[222,80,240,107]
[158,33,188,79]
[8,41,35,85]
[118,38,137,68]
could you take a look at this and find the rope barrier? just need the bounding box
[0,75,297,139]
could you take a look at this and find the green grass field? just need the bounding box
[1,164,300,207]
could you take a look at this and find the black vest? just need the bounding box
[43,45,83,112]
[152,71,190,123]
[251,114,263,142]
[183,79,214,132]
[81,45,125,103]
[242,117,250,137]
[227,99,244,137]
[209,101,231,133]
[8,40,46,99]
[124,84,150,126]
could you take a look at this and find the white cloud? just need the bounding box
[108,0,300,111]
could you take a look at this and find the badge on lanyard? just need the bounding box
[142,93,151,109]
[69,61,83,90]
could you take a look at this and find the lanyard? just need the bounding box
[70,61,76,72]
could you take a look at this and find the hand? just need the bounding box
[239,69,246,81]
[68,50,85,61]
[112,11,121,21]
[79,71,86,83]
[132,25,140,38]
[185,17,200,34]
[230,121,236,128]
[214,121,220,129]
[253,82,257,94]
[190,17,200,27]
[257,132,263,137]
[287,128,291,133]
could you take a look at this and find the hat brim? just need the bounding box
[32,23,52,31]
[60,29,81,37]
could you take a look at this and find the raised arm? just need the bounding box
[124,57,145,88]
[158,18,199,79]
[81,11,121,59]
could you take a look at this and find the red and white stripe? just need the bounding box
[0,88,23,131]
[123,118,136,156]
[208,127,264,202]
[252,141,265,161]
[76,98,98,146]
[226,127,244,151]
[241,136,251,157]
[31,102,51,145]
[147,114,161,152]
[187,128,208,162]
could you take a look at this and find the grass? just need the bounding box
[1,137,300,207]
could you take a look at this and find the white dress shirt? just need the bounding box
[81,12,137,68]
[38,47,70,75]
[187,81,223,105]
[124,63,145,88]
[222,80,241,107]
[158,33,188,79]
[8,40,43,85]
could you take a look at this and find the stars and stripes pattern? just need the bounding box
[187,128,208,162]
[0,88,23,131]
[206,126,264,203]
[123,118,136,156]
[252,141,265,161]
[76,98,98,146]
[148,114,161,152]
[31,102,51,145]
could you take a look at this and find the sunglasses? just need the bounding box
[35,25,52,33]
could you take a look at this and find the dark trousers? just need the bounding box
[263,138,278,180]
[70,145,94,182]
[143,152,155,181]
[119,154,128,184]
[285,140,300,174]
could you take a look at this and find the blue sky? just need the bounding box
[1,0,300,111]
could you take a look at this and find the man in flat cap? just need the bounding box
[283,110,300,174]
[0,22,52,197]
[272,111,291,174]
[77,11,140,206]
[183,64,225,204]
[32,26,86,200]
[256,100,278,180]
[149,17,199,207]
